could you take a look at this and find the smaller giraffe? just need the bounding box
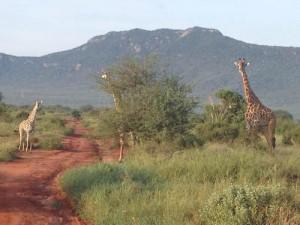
[101,72,124,162]
[18,100,42,152]
[234,58,276,152]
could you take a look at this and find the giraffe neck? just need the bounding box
[112,92,121,113]
[105,77,122,112]
[27,105,38,123]
[240,70,261,106]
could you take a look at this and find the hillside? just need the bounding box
[0,27,300,116]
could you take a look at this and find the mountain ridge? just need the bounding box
[0,27,300,116]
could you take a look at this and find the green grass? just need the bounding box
[60,143,300,225]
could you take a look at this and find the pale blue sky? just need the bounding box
[0,0,299,56]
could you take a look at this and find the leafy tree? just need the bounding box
[215,89,246,123]
[97,56,198,146]
[120,77,197,142]
[193,89,246,143]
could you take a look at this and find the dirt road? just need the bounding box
[0,120,107,225]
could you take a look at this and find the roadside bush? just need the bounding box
[0,121,15,137]
[71,110,81,119]
[0,138,17,161]
[201,185,299,225]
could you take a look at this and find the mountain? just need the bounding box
[1,27,300,116]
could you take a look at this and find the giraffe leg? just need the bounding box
[263,130,273,153]
[263,124,275,153]
[18,127,23,151]
[268,117,276,151]
[26,132,29,152]
[118,133,124,162]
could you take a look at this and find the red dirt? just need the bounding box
[0,119,121,225]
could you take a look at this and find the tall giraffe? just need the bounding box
[18,100,42,152]
[101,72,124,162]
[234,58,276,152]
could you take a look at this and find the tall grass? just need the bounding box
[60,144,300,225]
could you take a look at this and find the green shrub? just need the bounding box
[0,122,15,137]
[71,110,81,119]
[193,89,246,145]
[201,185,298,225]
[194,122,240,143]
[0,138,17,161]
[174,133,204,148]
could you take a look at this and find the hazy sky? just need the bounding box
[0,0,299,56]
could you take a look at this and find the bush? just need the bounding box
[0,138,17,161]
[0,122,15,137]
[71,110,81,119]
[194,122,240,143]
[201,185,299,225]
[193,89,245,144]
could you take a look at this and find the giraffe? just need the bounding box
[234,58,276,152]
[18,100,42,152]
[101,72,124,162]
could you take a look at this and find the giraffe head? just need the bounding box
[34,100,43,110]
[100,70,109,80]
[234,58,250,73]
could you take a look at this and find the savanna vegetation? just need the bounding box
[0,97,72,161]
[60,57,300,225]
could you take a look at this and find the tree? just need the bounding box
[215,89,246,123]
[193,89,246,143]
[98,56,198,146]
